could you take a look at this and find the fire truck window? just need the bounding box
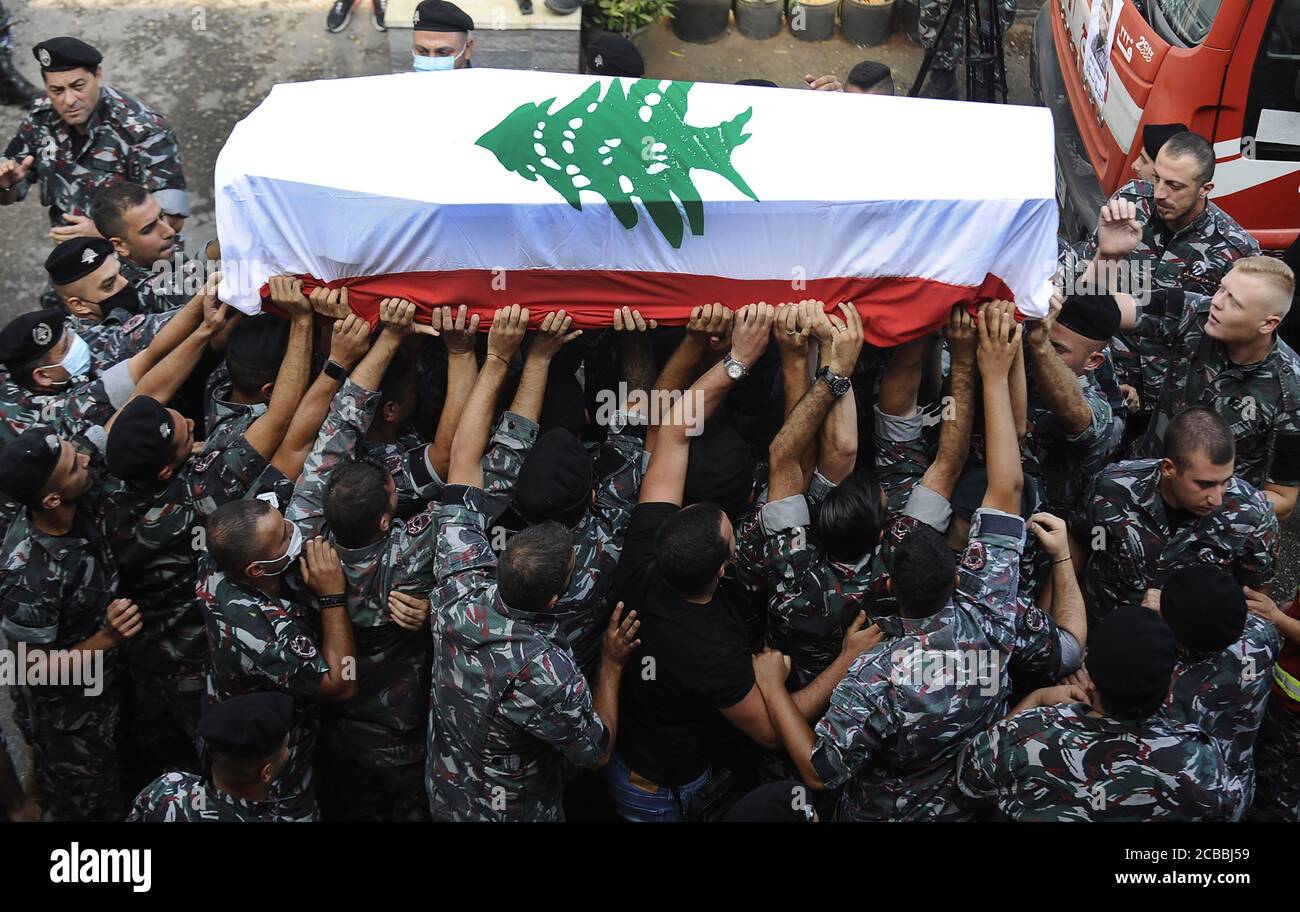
[1154,0,1222,45]
[1246,0,1300,161]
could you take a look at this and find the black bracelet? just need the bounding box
[323,360,349,381]
[318,593,347,609]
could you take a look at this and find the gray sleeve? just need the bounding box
[101,359,137,410]
[873,404,924,442]
[903,483,953,533]
[1057,628,1083,675]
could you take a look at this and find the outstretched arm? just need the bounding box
[977,301,1024,515]
[244,277,315,459]
[448,306,528,488]
[426,305,481,481]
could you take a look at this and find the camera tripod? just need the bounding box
[909,0,1009,103]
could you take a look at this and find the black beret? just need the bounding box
[1142,122,1189,161]
[735,79,778,88]
[106,396,175,483]
[413,0,474,32]
[45,237,115,286]
[1058,293,1121,342]
[585,35,645,78]
[199,692,295,760]
[516,428,594,523]
[684,423,753,514]
[0,307,66,368]
[1161,564,1247,653]
[0,427,64,508]
[33,37,102,72]
[226,314,291,372]
[1086,606,1177,711]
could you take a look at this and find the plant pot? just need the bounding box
[734,0,783,38]
[672,0,731,42]
[895,0,920,44]
[787,0,837,41]
[840,0,893,46]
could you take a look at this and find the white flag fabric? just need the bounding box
[215,68,1058,343]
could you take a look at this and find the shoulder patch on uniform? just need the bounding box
[289,634,317,660]
[961,540,987,572]
[385,453,403,475]
[1024,606,1047,633]
[404,510,434,536]
[191,450,219,473]
[121,314,147,333]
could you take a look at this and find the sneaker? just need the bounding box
[920,69,958,101]
[544,0,583,14]
[326,0,356,33]
[372,0,388,30]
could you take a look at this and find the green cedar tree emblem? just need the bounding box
[476,79,758,249]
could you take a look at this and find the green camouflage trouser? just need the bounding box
[1247,696,1300,821]
[919,0,1017,72]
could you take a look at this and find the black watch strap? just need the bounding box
[323,360,349,381]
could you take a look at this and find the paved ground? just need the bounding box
[0,0,1295,788]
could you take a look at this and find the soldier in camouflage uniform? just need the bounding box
[917,0,1016,99]
[1023,294,1124,518]
[1066,133,1259,414]
[0,37,187,233]
[1243,587,1300,821]
[199,501,359,822]
[753,302,1030,821]
[957,606,1235,821]
[1075,407,1280,622]
[0,427,140,821]
[427,306,638,822]
[92,181,207,315]
[1157,566,1280,821]
[127,693,293,823]
[1113,276,1300,509]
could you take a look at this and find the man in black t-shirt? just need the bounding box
[607,301,881,821]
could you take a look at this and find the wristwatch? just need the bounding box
[816,365,852,397]
[323,359,350,381]
[723,352,749,381]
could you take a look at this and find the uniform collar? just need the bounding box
[494,590,561,630]
[873,602,953,639]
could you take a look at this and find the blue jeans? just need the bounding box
[603,751,710,822]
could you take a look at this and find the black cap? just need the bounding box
[1058,293,1121,342]
[45,237,115,286]
[0,307,66,368]
[199,692,295,760]
[585,35,644,78]
[684,423,753,515]
[1086,606,1177,713]
[106,396,175,483]
[413,0,474,32]
[515,428,593,523]
[1161,564,1247,653]
[0,427,64,508]
[1142,122,1189,161]
[735,79,778,88]
[33,37,102,73]
[226,314,291,372]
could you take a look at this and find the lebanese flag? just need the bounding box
[215,69,1057,346]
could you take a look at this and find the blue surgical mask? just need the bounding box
[249,522,303,577]
[59,332,92,380]
[413,47,462,71]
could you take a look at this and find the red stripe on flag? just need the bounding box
[265,269,1014,348]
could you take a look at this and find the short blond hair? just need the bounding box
[1231,255,1294,316]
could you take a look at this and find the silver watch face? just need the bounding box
[725,358,745,380]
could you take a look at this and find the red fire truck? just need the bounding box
[1031,0,1300,251]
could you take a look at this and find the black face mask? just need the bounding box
[91,283,141,317]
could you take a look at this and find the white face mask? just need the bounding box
[413,43,465,71]
[40,332,92,388]
[249,522,303,577]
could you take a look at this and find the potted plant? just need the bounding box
[673,0,732,42]
[841,0,893,46]
[735,0,782,39]
[787,0,837,42]
[584,0,675,45]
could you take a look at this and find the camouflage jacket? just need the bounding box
[127,771,282,822]
[1130,289,1300,488]
[104,433,273,678]
[3,85,187,226]
[198,559,328,822]
[810,508,1025,821]
[1077,459,1279,621]
[1068,180,1259,404]
[0,436,117,652]
[0,360,134,444]
[74,308,173,372]
[203,363,264,450]
[552,432,646,678]
[1024,370,1123,517]
[356,429,432,518]
[427,484,608,822]
[957,703,1235,821]
[119,244,204,315]
[1164,613,1281,820]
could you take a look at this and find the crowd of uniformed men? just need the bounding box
[0,5,1297,824]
